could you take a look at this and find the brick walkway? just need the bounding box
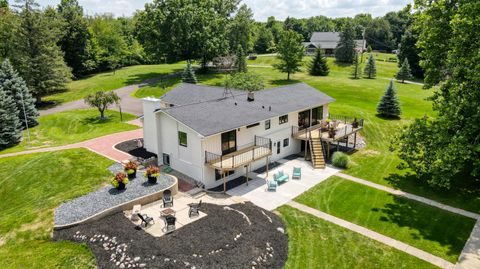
[288,201,455,269]
[0,129,143,162]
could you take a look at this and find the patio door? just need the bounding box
[298,110,311,130]
[276,141,281,155]
[221,130,237,155]
[312,106,323,126]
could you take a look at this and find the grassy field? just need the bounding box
[295,176,476,262]
[0,109,138,155]
[45,63,185,104]
[0,149,113,268]
[278,206,438,269]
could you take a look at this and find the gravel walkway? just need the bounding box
[54,203,288,269]
[54,163,176,226]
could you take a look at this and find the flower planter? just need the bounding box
[147,176,158,184]
[127,169,137,179]
[117,182,126,190]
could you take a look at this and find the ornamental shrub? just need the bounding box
[332,152,349,168]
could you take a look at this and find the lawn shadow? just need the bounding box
[81,116,114,125]
[375,114,402,121]
[125,69,184,87]
[269,79,301,87]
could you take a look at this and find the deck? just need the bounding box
[293,123,363,142]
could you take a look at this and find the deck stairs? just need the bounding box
[309,138,326,169]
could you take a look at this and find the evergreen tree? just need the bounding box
[367,45,373,53]
[377,80,401,118]
[235,45,247,73]
[309,48,329,76]
[13,0,71,104]
[182,61,197,84]
[0,59,38,128]
[396,58,413,83]
[363,54,377,79]
[335,24,356,63]
[351,52,362,79]
[274,30,304,80]
[0,86,22,148]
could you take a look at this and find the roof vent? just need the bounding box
[235,102,237,106]
[247,92,254,102]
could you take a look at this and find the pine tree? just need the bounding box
[182,61,197,84]
[363,54,377,79]
[235,45,247,73]
[309,48,329,76]
[367,45,373,53]
[335,24,356,63]
[0,59,39,128]
[0,86,22,148]
[396,58,413,83]
[377,80,401,118]
[351,52,362,79]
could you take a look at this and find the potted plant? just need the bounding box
[352,117,359,128]
[111,172,129,190]
[328,126,336,138]
[124,161,138,179]
[144,165,160,184]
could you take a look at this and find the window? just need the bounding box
[162,153,170,165]
[283,138,289,147]
[215,169,234,181]
[247,123,260,129]
[265,120,271,130]
[279,115,288,124]
[178,131,187,147]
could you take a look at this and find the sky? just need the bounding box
[11,0,413,21]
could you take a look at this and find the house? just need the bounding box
[303,32,366,55]
[142,83,363,191]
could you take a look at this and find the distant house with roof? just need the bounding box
[303,32,366,55]
[142,83,363,191]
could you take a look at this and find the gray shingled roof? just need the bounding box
[157,83,335,137]
[160,83,243,106]
[306,32,366,50]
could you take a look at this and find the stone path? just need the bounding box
[0,128,143,162]
[287,200,455,269]
[456,220,480,269]
[337,173,480,220]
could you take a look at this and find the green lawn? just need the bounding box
[278,206,438,269]
[295,176,476,263]
[0,149,113,268]
[44,63,185,104]
[0,109,139,155]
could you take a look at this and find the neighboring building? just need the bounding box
[303,32,366,55]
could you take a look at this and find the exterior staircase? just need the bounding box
[309,138,326,169]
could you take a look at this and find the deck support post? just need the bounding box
[266,157,269,178]
[223,172,226,194]
[354,132,357,149]
[327,142,330,160]
[346,135,349,150]
[245,165,249,186]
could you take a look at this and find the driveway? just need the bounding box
[227,157,340,211]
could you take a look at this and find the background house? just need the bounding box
[303,32,366,55]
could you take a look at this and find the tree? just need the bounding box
[377,80,401,118]
[274,30,304,80]
[363,54,376,79]
[384,5,412,46]
[226,72,264,92]
[229,4,254,53]
[0,87,22,148]
[335,23,356,63]
[398,26,423,78]
[364,18,395,51]
[84,91,120,119]
[57,0,92,78]
[351,52,362,79]
[393,0,480,189]
[13,0,72,103]
[0,59,38,128]
[254,25,275,54]
[0,1,18,59]
[181,61,197,84]
[309,48,329,76]
[396,58,412,83]
[367,45,372,53]
[235,45,247,73]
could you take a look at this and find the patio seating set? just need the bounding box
[133,189,202,234]
[267,167,302,191]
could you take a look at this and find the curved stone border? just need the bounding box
[54,175,178,230]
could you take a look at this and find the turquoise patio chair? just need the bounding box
[292,167,301,180]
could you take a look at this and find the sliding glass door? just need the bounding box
[221,130,237,155]
[312,106,324,126]
[298,110,311,130]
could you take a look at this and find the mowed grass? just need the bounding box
[295,176,476,262]
[0,149,113,268]
[278,206,438,269]
[0,109,138,155]
[45,63,185,104]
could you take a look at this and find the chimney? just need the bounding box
[247,91,254,102]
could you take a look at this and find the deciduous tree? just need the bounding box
[274,30,304,80]
[84,91,120,119]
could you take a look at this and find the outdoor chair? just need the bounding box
[273,170,289,183]
[267,179,278,191]
[320,120,329,132]
[137,213,155,227]
[292,167,302,180]
[163,215,176,233]
[163,189,173,207]
[188,200,202,218]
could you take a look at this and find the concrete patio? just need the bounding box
[227,157,340,211]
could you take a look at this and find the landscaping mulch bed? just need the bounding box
[54,163,176,226]
[115,139,157,159]
[54,202,288,269]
